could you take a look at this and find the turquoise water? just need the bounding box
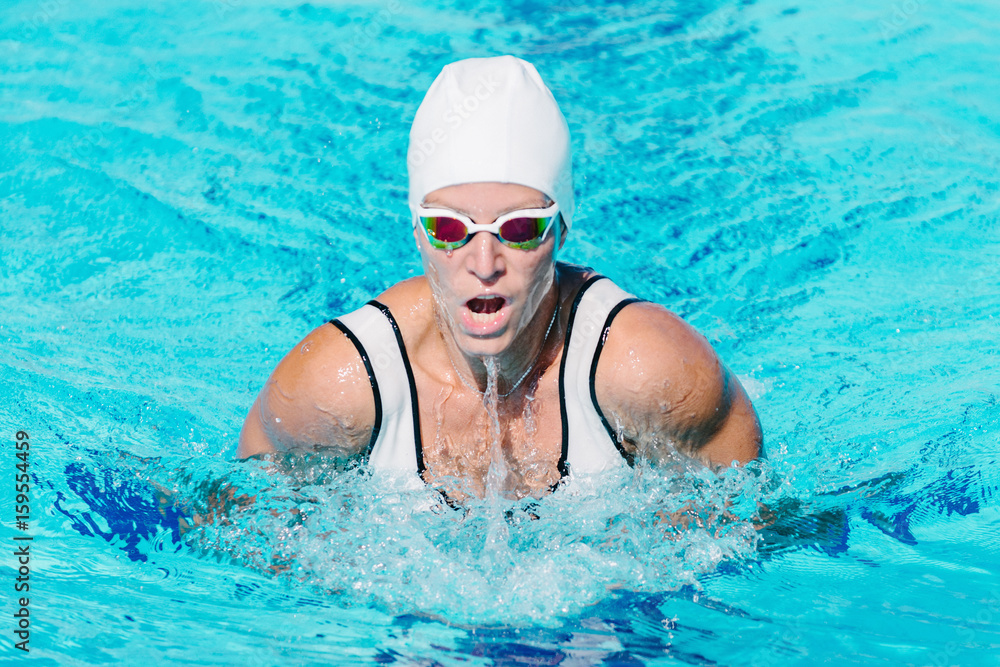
[2,0,1000,663]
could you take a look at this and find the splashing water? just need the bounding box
[481,356,512,558]
[481,356,507,500]
[155,438,765,627]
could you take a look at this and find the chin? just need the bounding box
[456,337,510,359]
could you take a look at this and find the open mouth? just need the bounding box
[466,295,506,324]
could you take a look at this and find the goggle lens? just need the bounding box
[428,216,468,244]
[499,217,541,244]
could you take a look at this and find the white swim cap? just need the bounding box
[407,56,575,231]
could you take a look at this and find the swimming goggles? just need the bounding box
[415,202,560,250]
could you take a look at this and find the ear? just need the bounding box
[413,223,422,251]
[558,219,568,250]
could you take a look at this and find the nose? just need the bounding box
[465,231,505,284]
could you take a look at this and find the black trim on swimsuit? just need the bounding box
[330,318,382,456]
[368,300,426,475]
[556,274,605,478]
[589,297,644,466]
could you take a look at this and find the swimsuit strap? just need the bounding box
[332,301,424,474]
[558,276,643,477]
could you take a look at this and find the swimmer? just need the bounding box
[237,56,762,500]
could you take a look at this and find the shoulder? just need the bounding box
[372,276,439,348]
[597,301,723,410]
[270,318,373,399]
[594,301,761,465]
[237,317,377,458]
[374,276,433,323]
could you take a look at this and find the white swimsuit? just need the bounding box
[331,276,642,481]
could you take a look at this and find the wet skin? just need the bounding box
[237,183,762,499]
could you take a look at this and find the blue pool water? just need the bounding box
[2,0,1000,663]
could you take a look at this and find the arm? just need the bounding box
[149,324,378,551]
[236,322,376,459]
[594,302,762,468]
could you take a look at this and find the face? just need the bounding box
[415,182,560,358]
